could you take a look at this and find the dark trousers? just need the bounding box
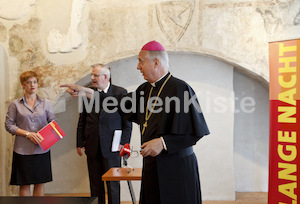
[87,148,121,204]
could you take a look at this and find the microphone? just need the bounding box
[119,143,131,166]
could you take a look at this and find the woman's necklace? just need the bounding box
[141,73,172,135]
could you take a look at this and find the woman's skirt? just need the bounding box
[10,151,52,185]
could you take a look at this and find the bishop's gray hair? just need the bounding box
[146,50,169,68]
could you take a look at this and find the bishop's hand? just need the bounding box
[140,138,164,157]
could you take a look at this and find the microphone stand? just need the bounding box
[122,155,134,173]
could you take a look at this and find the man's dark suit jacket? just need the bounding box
[77,84,132,158]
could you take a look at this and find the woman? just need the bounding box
[5,71,56,196]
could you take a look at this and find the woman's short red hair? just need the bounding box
[20,71,39,84]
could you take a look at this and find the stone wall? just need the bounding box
[1,0,299,103]
[0,0,299,200]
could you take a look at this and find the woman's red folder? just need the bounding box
[38,120,66,151]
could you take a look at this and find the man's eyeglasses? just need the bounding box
[90,74,105,78]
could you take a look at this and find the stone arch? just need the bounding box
[51,52,269,201]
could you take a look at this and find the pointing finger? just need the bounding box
[60,84,71,88]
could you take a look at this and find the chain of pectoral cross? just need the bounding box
[141,73,172,135]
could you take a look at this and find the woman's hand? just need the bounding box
[26,132,44,144]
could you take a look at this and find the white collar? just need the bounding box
[97,82,110,93]
[151,72,168,87]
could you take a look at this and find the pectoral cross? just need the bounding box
[141,121,147,135]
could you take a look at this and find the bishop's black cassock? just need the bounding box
[101,72,209,204]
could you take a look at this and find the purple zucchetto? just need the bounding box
[141,41,165,51]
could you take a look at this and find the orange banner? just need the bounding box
[269,39,300,204]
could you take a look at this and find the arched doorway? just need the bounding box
[50,52,269,201]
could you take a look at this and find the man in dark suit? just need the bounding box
[76,64,132,204]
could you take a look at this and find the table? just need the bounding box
[102,167,142,204]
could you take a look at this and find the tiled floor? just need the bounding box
[203,192,267,204]
[48,192,268,204]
